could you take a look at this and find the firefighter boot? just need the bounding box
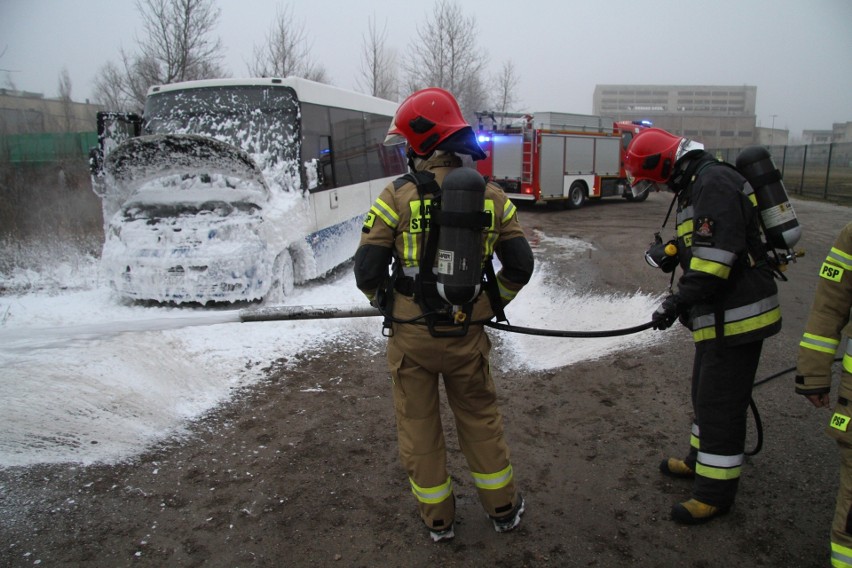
[671,499,730,525]
[659,457,695,479]
[490,494,526,533]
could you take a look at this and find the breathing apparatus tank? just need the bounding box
[735,146,802,250]
[435,168,487,305]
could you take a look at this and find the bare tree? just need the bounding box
[356,14,398,100]
[58,67,73,132]
[248,3,328,83]
[93,0,225,111]
[401,0,488,121]
[493,59,521,115]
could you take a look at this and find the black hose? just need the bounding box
[485,319,656,338]
[746,358,841,456]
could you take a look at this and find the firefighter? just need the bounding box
[353,87,534,542]
[795,222,852,566]
[623,127,782,524]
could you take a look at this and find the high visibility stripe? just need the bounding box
[692,296,781,342]
[484,200,498,256]
[371,198,399,228]
[828,246,852,270]
[471,464,514,491]
[409,476,453,504]
[676,206,694,224]
[692,246,737,267]
[402,231,419,267]
[502,200,517,223]
[677,219,694,239]
[690,423,701,450]
[742,181,758,207]
[800,332,840,354]
[695,451,743,480]
[844,352,852,375]
[832,542,852,568]
[497,274,518,302]
[690,257,732,279]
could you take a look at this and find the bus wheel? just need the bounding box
[268,251,295,303]
[566,182,586,209]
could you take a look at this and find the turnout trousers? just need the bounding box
[386,307,518,531]
[826,399,852,567]
[682,339,763,507]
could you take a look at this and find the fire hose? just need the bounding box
[238,303,829,457]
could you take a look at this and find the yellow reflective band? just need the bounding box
[820,261,845,282]
[832,542,852,567]
[800,332,840,354]
[677,219,694,239]
[829,246,852,270]
[497,275,518,302]
[502,200,517,223]
[471,464,514,490]
[693,306,781,342]
[695,462,742,480]
[690,257,731,279]
[690,433,700,450]
[402,230,419,266]
[371,198,399,228]
[831,412,851,433]
[844,353,852,375]
[409,476,453,505]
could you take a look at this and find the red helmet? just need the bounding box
[623,127,684,185]
[384,87,484,159]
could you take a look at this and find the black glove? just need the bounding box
[652,294,682,330]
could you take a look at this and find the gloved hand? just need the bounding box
[652,294,682,330]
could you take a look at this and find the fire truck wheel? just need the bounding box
[566,182,586,209]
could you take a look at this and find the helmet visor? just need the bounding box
[630,179,659,198]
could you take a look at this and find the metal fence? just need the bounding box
[0,131,98,164]
[711,142,852,204]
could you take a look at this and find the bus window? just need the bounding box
[330,107,369,186]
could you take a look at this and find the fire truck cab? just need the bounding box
[475,111,651,209]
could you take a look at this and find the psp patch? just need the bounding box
[362,211,377,233]
[695,216,715,238]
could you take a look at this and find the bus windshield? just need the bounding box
[143,85,300,172]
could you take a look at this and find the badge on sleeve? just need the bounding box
[362,211,376,233]
[695,216,715,238]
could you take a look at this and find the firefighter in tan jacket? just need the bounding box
[353,88,534,542]
[796,221,852,566]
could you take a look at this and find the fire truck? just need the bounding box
[475,111,651,209]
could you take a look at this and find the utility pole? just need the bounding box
[770,114,778,146]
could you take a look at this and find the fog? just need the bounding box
[1,0,850,136]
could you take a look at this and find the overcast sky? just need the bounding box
[1,0,850,136]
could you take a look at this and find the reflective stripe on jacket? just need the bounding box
[673,154,781,345]
[796,222,852,399]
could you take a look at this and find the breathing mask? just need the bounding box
[645,233,679,273]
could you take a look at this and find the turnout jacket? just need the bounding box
[671,151,781,345]
[796,222,852,400]
[353,152,534,322]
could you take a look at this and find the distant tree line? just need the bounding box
[90,0,521,123]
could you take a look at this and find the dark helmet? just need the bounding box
[384,87,486,160]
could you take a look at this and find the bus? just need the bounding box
[90,77,407,304]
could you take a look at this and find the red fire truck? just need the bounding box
[475,111,651,209]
